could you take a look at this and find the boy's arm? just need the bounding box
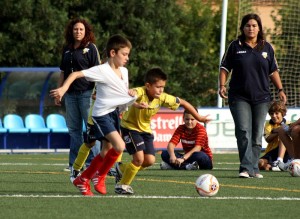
[179,99,211,123]
[183,145,201,160]
[50,71,84,101]
[167,142,177,164]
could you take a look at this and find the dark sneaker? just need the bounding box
[160,161,173,170]
[108,167,117,176]
[278,159,293,171]
[185,161,199,170]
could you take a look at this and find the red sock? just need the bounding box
[80,154,104,179]
[97,148,120,176]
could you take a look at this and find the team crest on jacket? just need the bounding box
[262,52,268,59]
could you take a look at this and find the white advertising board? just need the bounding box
[151,107,300,151]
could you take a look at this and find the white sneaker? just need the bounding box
[278,159,293,171]
[185,161,199,170]
[63,166,71,172]
[254,173,264,178]
[271,160,281,171]
[115,184,134,195]
[160,161,173,170]
[239,172,251,178]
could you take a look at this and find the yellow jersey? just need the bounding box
[263,120,290,154]
[121,86,180,133]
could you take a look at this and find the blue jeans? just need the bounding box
[229,100,269,175]
[161,150,213,170]
[64,90,96,168]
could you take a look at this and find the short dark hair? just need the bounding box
[268,101,287,117]
[183,107,198,116]
[144,67,167,84]
[106,34,132,58]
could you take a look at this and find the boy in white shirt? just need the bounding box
[50,34,136,196]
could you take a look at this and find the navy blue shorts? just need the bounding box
[121,127,155,155]
[91,108,120,142]
[260,147,291,164]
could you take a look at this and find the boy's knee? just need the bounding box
[132,159,143,167]
[291,125,300,135]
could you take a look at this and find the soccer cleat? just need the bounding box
[271,160,281,172]
[185,161,199,170]
[108,167,117,176]
[70,166,81,183]
[73,177,94,196]
[278,159,293,171]
[92,173,107,195]
[160,161,173,170]
[115,162,123,184]
[115,184,134,195]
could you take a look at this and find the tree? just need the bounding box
[0,0,239,108]
[0,0,70,66]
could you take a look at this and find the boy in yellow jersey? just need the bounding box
[114,67,211,194]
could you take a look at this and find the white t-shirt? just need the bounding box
[82,62,136,117]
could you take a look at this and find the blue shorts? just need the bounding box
[92,108,120,142]
[260,147,291,164]
[121,127,155,155]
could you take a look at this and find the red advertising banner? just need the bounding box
[151,109,184,150]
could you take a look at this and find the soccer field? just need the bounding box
[0,152,299,219]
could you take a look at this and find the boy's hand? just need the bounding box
[128,89,137,97]
[201,115,211,124]
[169,155,177,164]
[50,87,67,101]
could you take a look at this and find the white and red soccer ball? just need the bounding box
[288,159,300,177]
[195,174,219,197]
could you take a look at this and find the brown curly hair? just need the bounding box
[64,18,96,49]
[268,101,287,117]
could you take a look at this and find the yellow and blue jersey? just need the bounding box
[121,86,180,133]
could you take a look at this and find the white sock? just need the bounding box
[277,157,283,162]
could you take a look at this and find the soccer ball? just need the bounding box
[195,174,219,197]
[288,159,300,177]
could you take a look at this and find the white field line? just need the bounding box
[0,162,239,170]
[0,194,299,201]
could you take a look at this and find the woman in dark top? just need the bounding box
[218,13,286,178]
[56,18,101,171]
